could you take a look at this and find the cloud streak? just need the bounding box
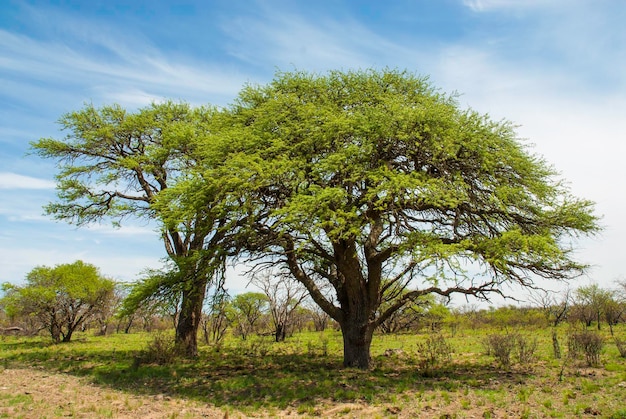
[0,26,246,109]
[0,172,56,190]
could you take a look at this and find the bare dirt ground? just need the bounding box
[0,368,386,419]
[0,367,227,418]
[0,367,479,418]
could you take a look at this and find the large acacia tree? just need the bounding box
[199,69,598,368]
[31,102,228,356]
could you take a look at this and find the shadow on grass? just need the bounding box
[0,338,57,351]
[1,339,531,411]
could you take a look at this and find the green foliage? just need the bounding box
[31,101,233,356]
[194,68,599,368]
[31,69,600,369]
[118,266,183,320]
[415,333,454,371]
[1,260,115,342]
[30,102,215,225]
[229,292,269,340]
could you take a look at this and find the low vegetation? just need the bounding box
[2,319,626,418]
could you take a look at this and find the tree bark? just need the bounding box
[50,323,61,343]
[339,316,375,369]
[175,276,207,357]
[275,323,286,342]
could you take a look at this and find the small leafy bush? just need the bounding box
[515,334,538,365]
[483,333,537,368]
[483,334,515,368]
[568,330,603,367]
[416,333,453,369]
[140,331,178,365]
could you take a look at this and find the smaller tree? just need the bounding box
[529,289,571,328]
[603,295,624,336]
[230,292,268,340]
[572,284,612,330]
[308,303,332,332]
[92,283,124,335]
[252,271,308,342]
[1,261,115,342]
[201,285,231,346]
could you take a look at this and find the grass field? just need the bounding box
[2,325,626,418]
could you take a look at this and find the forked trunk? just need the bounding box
[340,317,375,369]
[175,277,207,357]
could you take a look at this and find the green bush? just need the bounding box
[140,331,178,365]
[483,334,515,368]
[568,330,603,367]
[416,333,453,369]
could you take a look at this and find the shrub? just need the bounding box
[483,334,515,368]
[482,333,536,368]
[568,330,603,367]
[140,332,178,365]
[515,334,538,365]
[416,333,453,369]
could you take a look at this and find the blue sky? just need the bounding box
[1,0,625,301]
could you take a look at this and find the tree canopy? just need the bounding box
[1,260,115,342]
[30,102,230,356]
[31,69,599,369]
[179,69,598,368]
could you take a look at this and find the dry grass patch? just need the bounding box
[0,368,226,418]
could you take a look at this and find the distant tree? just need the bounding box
[193,69,598,368]
[252,271,308,342]
[572,284,613,330]
[307,302,332,332]
[603,294,625,336]
[378,296,432,334]
[529,289,571,327]
[92,283,125,335]
[423,302,451,331]
[230,292,268,340]
[201,284,231,346]
[1,261,115,342]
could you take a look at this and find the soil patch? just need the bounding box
[0,367,226,418]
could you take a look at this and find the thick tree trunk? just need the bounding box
[340,318,375,369]
[175,276,207,357]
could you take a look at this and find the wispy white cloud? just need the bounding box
[0,25,246,109]
[84,223,159,237]
[221,10,426,73]
[462,0,558,12]
[0,172,55,190]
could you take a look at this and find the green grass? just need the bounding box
[2,326,626,417]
